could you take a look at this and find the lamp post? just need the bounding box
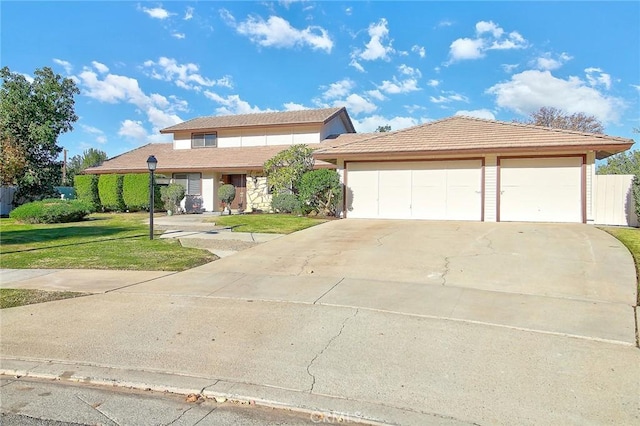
[147,155,158,240]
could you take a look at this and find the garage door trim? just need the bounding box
[496,154,586,223]
[344,157,485,220]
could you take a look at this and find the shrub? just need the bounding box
[74,174,100,209]
[271,193,301,214]
[122,173,151,211]
[10,198,95,224]
[160,183,186,213]
[98,174,125,211]
[218,184,236,205]
[298,169,342,216]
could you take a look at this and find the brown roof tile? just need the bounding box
[160,107,355,133]
[314,116,633,159]
[85,143,335,174]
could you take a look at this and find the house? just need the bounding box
[87,108,633,223]
[86,107,356,212]
[314,116,633,223]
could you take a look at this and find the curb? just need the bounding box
[0,358,472,426]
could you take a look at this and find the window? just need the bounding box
[173,173,201,195]
[191,132,217,148]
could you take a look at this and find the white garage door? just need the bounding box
[499,157,583,223]
[346,160,483,220]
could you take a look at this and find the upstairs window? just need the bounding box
[191,132,217,148]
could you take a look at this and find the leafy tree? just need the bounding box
[264,144,315,194]
[218,184,236,214]
[160,183,186,214]
[375,125,392,132]
[0,66,79,203]
[298,169,342,216]
[597,151,640,175]
[517,106,604,134]
[66,148,108,185]
[0,134,27,186]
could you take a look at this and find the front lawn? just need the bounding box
[0,213,216,271]
[1,288,87,309]
[211,213,329,234]
[601,227,640,302]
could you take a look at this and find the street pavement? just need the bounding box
[1,219,639,425]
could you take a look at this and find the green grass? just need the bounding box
[1,288,87,309]
[600,227,640,303]
[0,213,216,271]
[211,213,329,234]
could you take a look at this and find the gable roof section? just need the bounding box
[160,107,355,133]
[85,143,335,174]
[314,116,633,160]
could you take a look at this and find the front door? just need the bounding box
[223,174,246,211]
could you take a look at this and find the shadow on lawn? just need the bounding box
[0,226,142,249]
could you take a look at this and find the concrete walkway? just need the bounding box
[1,220,639,425]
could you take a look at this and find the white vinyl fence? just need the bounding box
[594,174,638,227]
[0,186,17,216]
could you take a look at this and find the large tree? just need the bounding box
[0,66,79,203]
[66,148,108,185]
[518,106,604,134]
[263,144,315,194]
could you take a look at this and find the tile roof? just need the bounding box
[160,107,355,133]
[314,116,634,159]
[85,143,336,174]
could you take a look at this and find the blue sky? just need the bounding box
[2,1,639,159]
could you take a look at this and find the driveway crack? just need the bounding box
[76,394,120,425]
[165,405,195,426]
[306,309,359,393]
[441,256,451,286]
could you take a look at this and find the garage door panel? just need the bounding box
[346,169,378,219]
[500,157,582,223]
[346,160,482,221]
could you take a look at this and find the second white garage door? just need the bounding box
[346,160,483,220]
[499,156,583,223]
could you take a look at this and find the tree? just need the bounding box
[597,151,640,175]
[263,144,315,194]
[518,106,604,134]
[0,134,27,186]
[375,125,391,132]
[298,169,342,216]
[0,66,79,203]
[66,148,108,185]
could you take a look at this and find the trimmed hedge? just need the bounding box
[10,199,96,224]
[123,173,151,211]
[271,193,301,214]
[74,175,100,209]
[98,174,125,211]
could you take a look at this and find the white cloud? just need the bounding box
[486,70,624,123]
[351,115,429,132]
[321,79,355,100]
[184,6,194,20]
[534,52,572,71]
[429,92,469,104]
[91,61,109,74]
[172,32,186,39]
[449,38,485,61]
[411,45,426,58]
[455,109,496,120]
[349,59,365,73]
[334,94,377,115]
[80,124,107,144]
[502,63,519,73]
[228,12,333,52]
[53,58,72,74]
[76,68,184,134]
[378,77,420,95]
[140,6,172,20]
[143,57,230,91]
[448,21,528,63]
[203,90,269,115]
[345,7,352,16]
[357,18,394,61]
[366,89,386,101]
[427,79,440,87]
[437,20,453,28]
[632,84,640,92]
[585,67,612,90]
[398,64,422,78]
[118,120,148,142]
[283,102,308,111]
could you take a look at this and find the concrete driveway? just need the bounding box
[2,220,639,425]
